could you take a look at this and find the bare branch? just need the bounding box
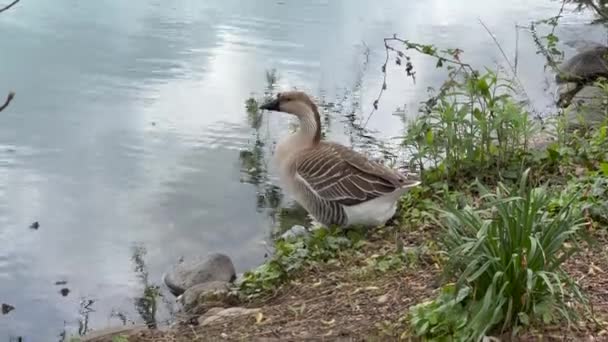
[0,0,20,14]
[583,0,608,21]
[362,35,476,129]
[0,92,15,112]
[0,1,21,113]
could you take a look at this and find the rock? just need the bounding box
[377,294,389,304]
[197,307,261,327]
[81,325,148,342]
[163,253,236,296]
[280,225,309,240]
[529,130,556,150]
[563,85,608,129]
[179,281,234,314]
[29,221,39,230]
[555,45,608,108]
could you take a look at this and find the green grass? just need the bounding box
[237,226,364,298]
[410,170,588,340]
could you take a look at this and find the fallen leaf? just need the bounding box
[255,311,264,324]
[321,319,335,326]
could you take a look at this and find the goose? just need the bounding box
[259,91,421,228]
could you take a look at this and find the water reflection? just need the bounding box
[0,0,604,340]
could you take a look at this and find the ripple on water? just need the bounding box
[183,121,254,151]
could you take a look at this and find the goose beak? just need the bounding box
[260,98,280,111]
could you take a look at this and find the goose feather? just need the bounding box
[294,142,417,207]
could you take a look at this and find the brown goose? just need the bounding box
[259,91,420,227]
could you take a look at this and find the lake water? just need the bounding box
[0,0,604,340]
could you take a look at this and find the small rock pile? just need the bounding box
[162,252,239,315]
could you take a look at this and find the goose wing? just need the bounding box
[294,142,418,206]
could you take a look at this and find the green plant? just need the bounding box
[112,335,129,342]
[402,68,537,185]
[546,122,608,172]
[549,172,608,226]
[430,169,587,339]
[409,284,471,340]
[238,226,361,298]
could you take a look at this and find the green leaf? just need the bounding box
[476,78,491,97]
[600,162,608,176]
[546,148,560,162]
[518,312,530,325]
[455,286,471,303]
[426,129,434,145]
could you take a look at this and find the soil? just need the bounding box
[91,225,608,342]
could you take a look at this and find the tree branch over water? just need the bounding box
[584,0,608,21]
[362,35,475,128]
[0,92,15,112]
[0,0,20,14]
[0,0,19,112]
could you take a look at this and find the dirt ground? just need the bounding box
[91,226,608,342]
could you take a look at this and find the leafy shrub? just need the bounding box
[402,69,537,185]
[549,172,608,226]
[415,170,587,340]
[409,284,471,340]
[238,227,361,298]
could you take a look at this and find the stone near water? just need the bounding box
[555,45,608,128]
[280,225,309,240]
[197,307,261,326]
[81,325,148,342]
[163,253,236,296]
[179,281,232,314]
[564,85,608,128]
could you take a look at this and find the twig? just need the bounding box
[0,1,20,114]
[514,22,520,75]
[0,92,15,112]
[479,18,518,76]
[362,36,475,129]
[478,18,533,108]
[583,0,608,21]
[0,0,20,14]
[361,38,391,129]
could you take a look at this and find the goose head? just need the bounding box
[260,91,322,143]
[260,91,318,115]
